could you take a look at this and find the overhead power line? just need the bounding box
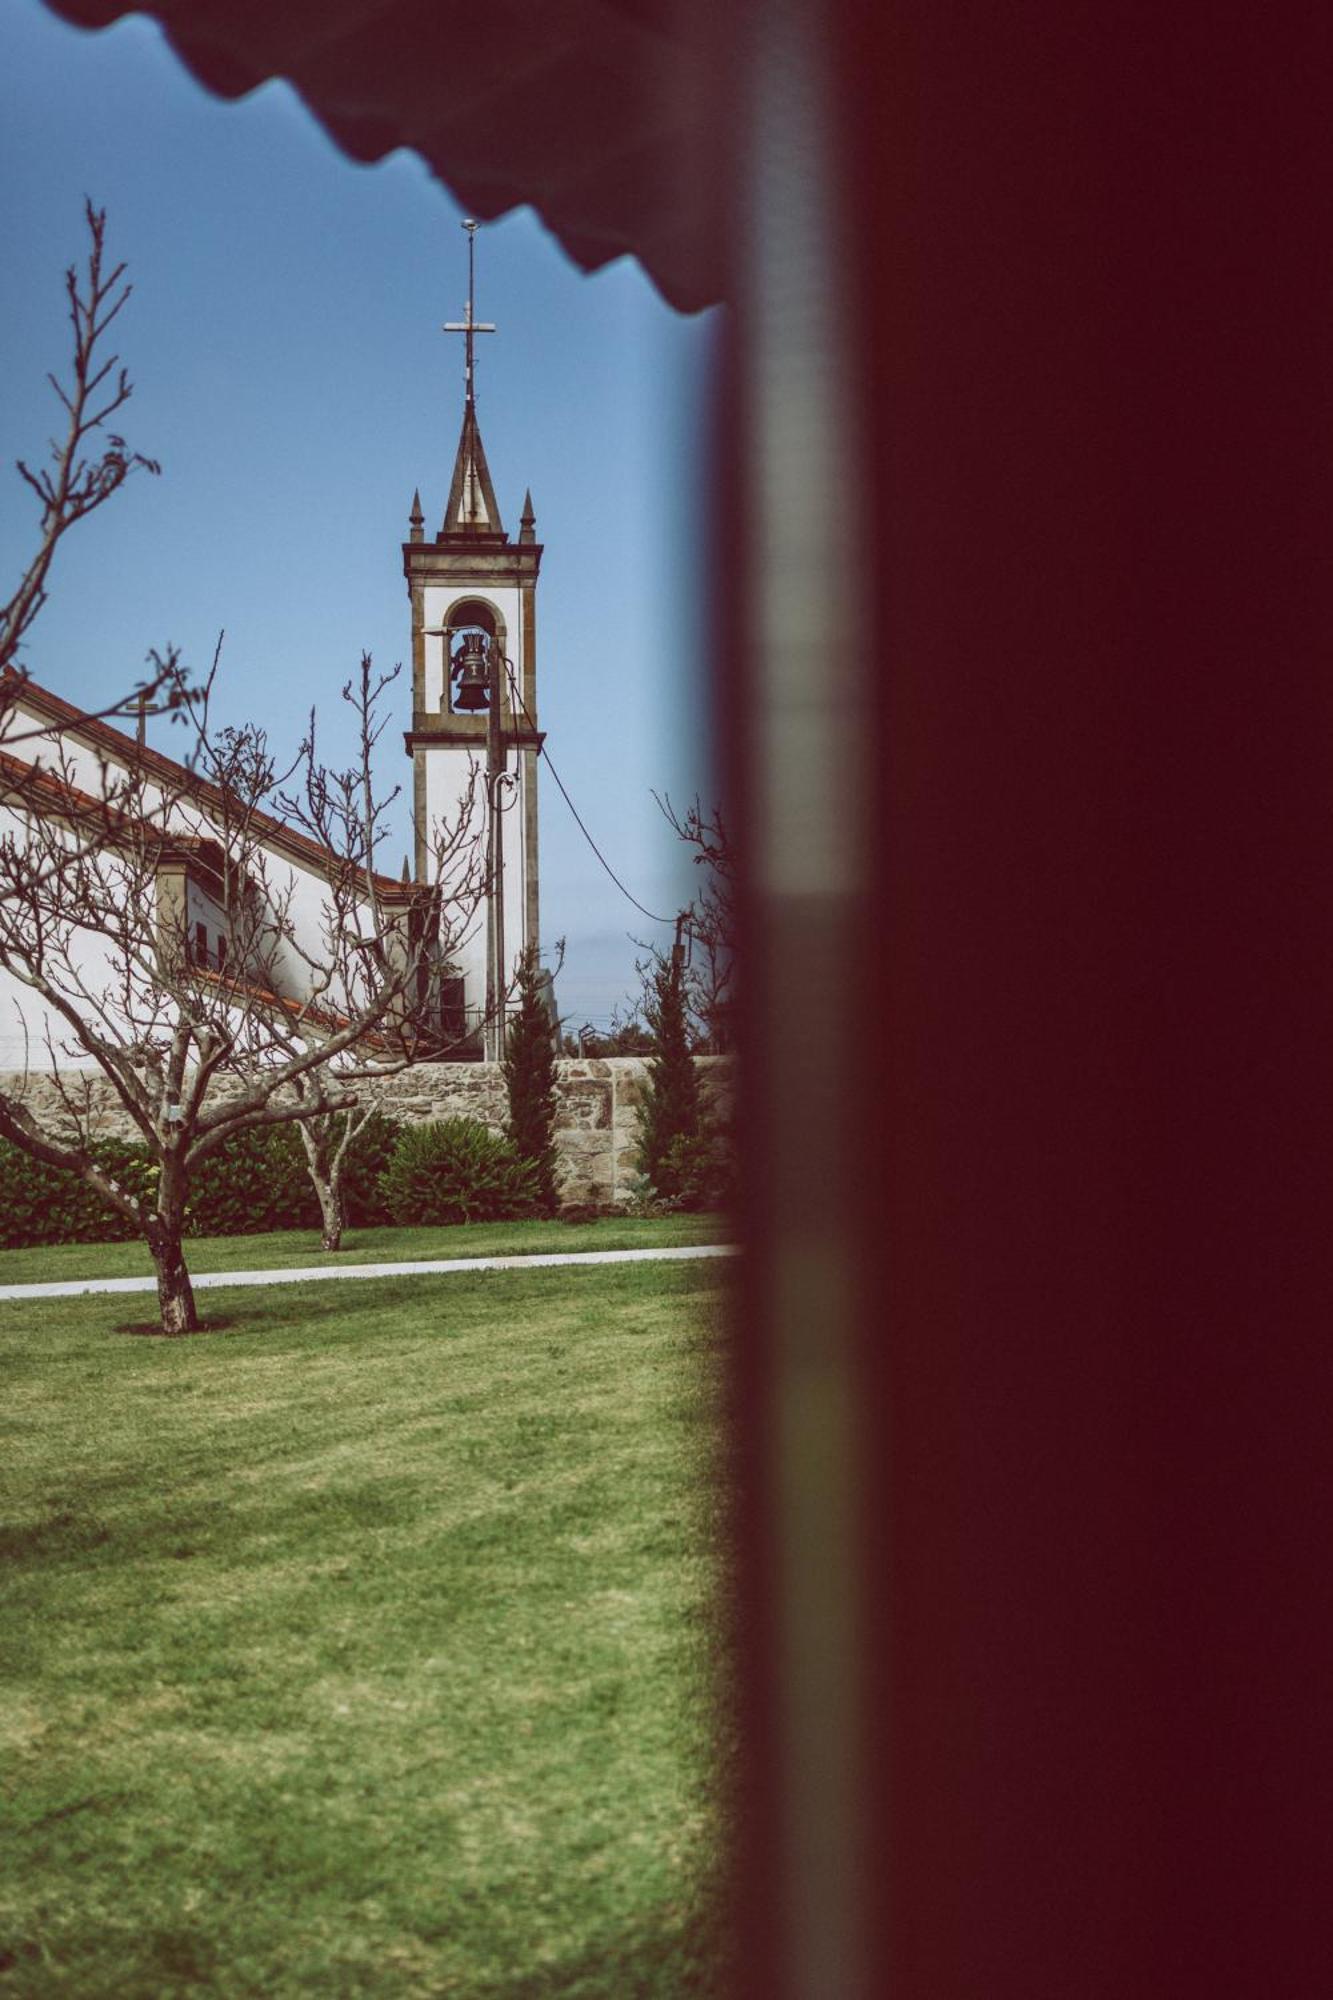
[503,661,675,927]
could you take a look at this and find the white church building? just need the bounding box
[0,231,545,1074]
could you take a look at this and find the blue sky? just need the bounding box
[0,0,718,1029]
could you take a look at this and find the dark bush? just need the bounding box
[186,1123,318,1237]
[660,1124,737,1212]
[338,1108,402,1229]
[625,1121,736,1217]
[0,1114,403,1251]
[378,1118,540,1227]
[0,1135,155,1248]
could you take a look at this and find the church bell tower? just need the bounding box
[403,220,543,1056]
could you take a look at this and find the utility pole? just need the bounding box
[446,216,508,1061]
[485,637,508,1062]
[672,910,692,974]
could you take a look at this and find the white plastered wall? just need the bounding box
[0,701,384,1073]
[419,583,534,1030]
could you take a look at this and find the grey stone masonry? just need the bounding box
[0,1057,734,1210]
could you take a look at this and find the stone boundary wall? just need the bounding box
[0,1057,734,1210]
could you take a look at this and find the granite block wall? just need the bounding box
[0,1056,734,1210]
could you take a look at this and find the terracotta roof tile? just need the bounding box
[1,670,422,902]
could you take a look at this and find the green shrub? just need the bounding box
[624,1122,736,1217]
[661,1125,737,1211]
[0,1135,155,1248]
[378,1118,540,1227]
[0,1113,395,1250]
[186,1123,318,1237]
[339,1108,402,1229]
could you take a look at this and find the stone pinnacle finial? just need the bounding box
[409,487,424,544]
[401,854,411,883]
[519,487,536,544]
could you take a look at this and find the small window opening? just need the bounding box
[440,974,466,1047]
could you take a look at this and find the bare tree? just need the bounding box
[0,651,484,1332]
[653,793,736,1054]
[287,1092,378,1253]
[1,201,179,736]
[273,655,480,1252]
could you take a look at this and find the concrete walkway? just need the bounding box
[0,1242,739,1302]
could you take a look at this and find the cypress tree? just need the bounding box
[503,947,560,1214]
[637,947,701,1198]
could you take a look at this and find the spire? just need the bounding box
[442,401,505,537]
[519,487,536,544]
[441,219,504,541]
[408,487,424,544]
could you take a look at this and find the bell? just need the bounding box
[452,632,490,711]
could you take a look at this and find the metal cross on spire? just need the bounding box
[443,218,496,407]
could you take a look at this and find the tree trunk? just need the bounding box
[315,1174,345,1253]
[146,1215,198,1335]
[297,1115,346,1253]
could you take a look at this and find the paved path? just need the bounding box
[0,1243,739,1302]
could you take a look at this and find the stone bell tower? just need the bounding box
[402,221,543,1056]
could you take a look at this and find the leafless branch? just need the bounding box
[651,791,736,1054]
[1,202,162,698]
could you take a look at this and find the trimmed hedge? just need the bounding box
[0,1109,532,1247]
[377,1118,539,1227]
[0,1126,320,1247]
[339,1109,402,1229]
[0,1136,154,1248]
[185,1124,319,1238]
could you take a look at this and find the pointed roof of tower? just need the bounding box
[441,399,505,540]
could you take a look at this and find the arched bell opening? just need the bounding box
[440,596,509,718]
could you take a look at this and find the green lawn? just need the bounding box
[0,1213,731,1290]
[0,1262,734,1997]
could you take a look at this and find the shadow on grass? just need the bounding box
[111,1315,238,1337]
[0,1919,730,1998]
[97,1262,723,1345]
[103,1273,467,1343]
[461,1914,733,1998]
